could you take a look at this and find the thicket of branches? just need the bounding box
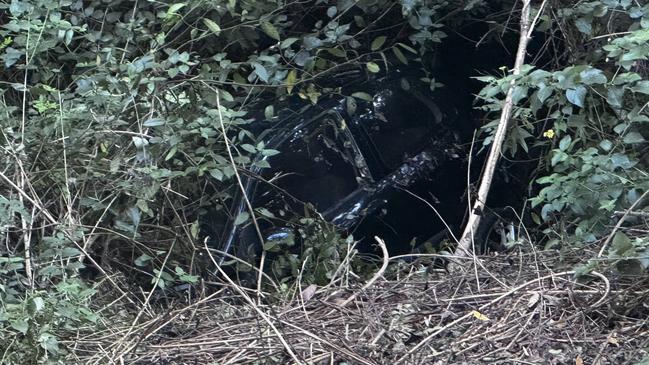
[1,0,648,362]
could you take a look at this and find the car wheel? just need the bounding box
[474,208,520,254]
[412,208,520,257]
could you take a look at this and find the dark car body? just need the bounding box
[205,73,471,263]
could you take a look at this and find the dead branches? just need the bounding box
[69,251,642,364]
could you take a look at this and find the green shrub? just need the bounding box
[0,0,480,359]
[476,1,649,255]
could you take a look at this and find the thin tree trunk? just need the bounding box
[456,0,535,258]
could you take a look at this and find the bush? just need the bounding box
[0,0,481,359]
[476,0,649,266]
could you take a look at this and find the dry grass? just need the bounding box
[63,239,649,365]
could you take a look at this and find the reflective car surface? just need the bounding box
[204,72,472,263]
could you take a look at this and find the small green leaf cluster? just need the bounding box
[266,219,356,286]
[608,231,649,276]
[0,228,97,363]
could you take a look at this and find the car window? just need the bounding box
[259,114,360,213]
[358,89,437,176]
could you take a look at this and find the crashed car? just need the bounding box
[204,73,479,264]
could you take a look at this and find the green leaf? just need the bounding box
[252,63,269,82]
[264,105,274,120]
[303,36,322,50]
[261,21,280,40]
[632,80,649,94]
[167,3,187,16]
[0,256,23,264]
[65,29,73,46]
[599,139,613,151]
[511,86,528,104]
[61,247,82,258]
[351,92,373,101]
[257,207,275,218]
[392,47,408,65]
[366,62,380,73]
[612,72,641,85]
[400,78,410,90]
[471,75,496,83]
[612,232,633,256]
[397,42,418,54]
[579,68,607,85]
[132,136,149,149]
[529,69,551,82]
[38,332,60,354]
[537,84,553,102]
[607,87,625,108]
[127,207,140,228]
[623,131,645,144]
[135,254,153,266]
[325,47,346,58]
[371,36,387,51]
[642,17,649,29]
[263,241,279,252]
[640,247,649,269]
[551,150,568,166]
[178,272,199,283]
[203,18,221,36]
[219,89,234,102]
[559,135,571,151]
[143,118,164,127]
[3,47,22,68]
[566,86,586,107]
[574,17,592,34]
[261,149,280,157]
[165,146,177,161]
[531,212,541,225]
[209,168,223,180]
[9,0,29,16]
[621,46,649,63]
[31,297,45,312]
[241,143,257,153]
[11,319,28,335]
[254,159,271,168]
[234,212,249,225]
[346,96,357,115]
[286,69,297,94]
[616,259,645,276]
[280,38,299,49]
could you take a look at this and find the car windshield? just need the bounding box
[358,89,438,176]
[259,113,360,213]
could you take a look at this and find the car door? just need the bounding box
[226,106,378,260]
[346,86,466,254]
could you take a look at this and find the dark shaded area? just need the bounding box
[201,16,546,264]
[427,20,545,210]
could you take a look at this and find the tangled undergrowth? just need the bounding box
[65,243,649,364]
[3,0,649,363]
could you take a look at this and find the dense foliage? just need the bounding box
[477,0,649,270]
[0,0,465,360]
[0,0,648,362]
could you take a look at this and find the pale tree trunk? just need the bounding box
[456,0,543,259]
